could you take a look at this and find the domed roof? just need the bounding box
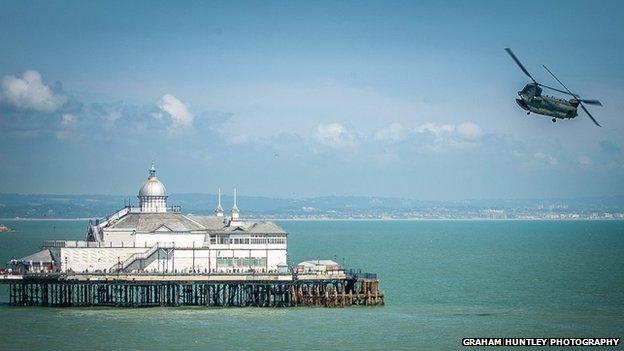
[139,177,167,197]
[138,164,167,197]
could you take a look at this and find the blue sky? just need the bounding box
[0,0,623,200]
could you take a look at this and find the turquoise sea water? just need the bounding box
[0,220,622,350]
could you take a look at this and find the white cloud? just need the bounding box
[578,155,592,167]
[0,70,67,112]
[60,113,77,126]
[414,121,483,149]
[54,114,78,140]
[457,122,483,141]
[101,110,122,130]
[534,152,558,166]
[375,123,406,142]
[156,94,194,126]
[414,122,455,137]
[313,123,356,148]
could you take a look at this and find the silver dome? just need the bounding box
[138,177,167,197]
[138,164,167,197]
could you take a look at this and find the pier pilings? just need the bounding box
[4,274,384,308]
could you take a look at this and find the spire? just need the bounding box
[215,188,224,217]
[148,162,156,178]
[231,188,240,220]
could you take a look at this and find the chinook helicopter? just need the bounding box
[505,48,603,126]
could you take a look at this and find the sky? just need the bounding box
[0,0,623,200]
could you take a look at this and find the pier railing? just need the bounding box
[43,240,110,248]
[42,240,158,248]
[345,269,377,280]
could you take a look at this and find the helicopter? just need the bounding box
[505,48,603,126]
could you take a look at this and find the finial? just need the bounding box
[232,188,239,215]
[215,188,224,216]
[149,162,156,178]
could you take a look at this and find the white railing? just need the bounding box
[43,240,208,249]
[111,242,175,272]
[93,205,183,224]
[43,240,109,248]
[94,206,132,227]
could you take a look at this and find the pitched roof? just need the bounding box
[107,213,205,232]
[218,221,287,234]
[19,249,55,263]
[104,212,286,234]
[246,221,287,234]
[186,215,227,231]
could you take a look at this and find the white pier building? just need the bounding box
[17,165,288,274]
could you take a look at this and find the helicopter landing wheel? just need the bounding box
[552,118,556,123]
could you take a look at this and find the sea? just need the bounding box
[0,219,622,350]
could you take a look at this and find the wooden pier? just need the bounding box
[1,273,384,308]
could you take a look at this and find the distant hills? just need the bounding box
[1,193,623,220]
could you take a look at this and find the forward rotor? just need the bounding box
[505,48,536,84]
[505,49,581,96]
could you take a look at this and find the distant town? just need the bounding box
[1,193,623,221]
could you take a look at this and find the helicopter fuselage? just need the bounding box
[516,83,578,119]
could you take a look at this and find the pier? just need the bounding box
[3,165,385,309]
[1,271,384,308]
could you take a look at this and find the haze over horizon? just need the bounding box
[1,1,623,200]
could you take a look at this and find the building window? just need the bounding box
[216,257,266,268]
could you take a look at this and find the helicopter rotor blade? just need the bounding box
[538,83,576,96]
[542,65,578,97]
[580,99,602,106]
[580,103,601,127]
[505,48,536,83]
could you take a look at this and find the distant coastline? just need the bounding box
[1,193,623,221]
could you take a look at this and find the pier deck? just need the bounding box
[0,272,384,308]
